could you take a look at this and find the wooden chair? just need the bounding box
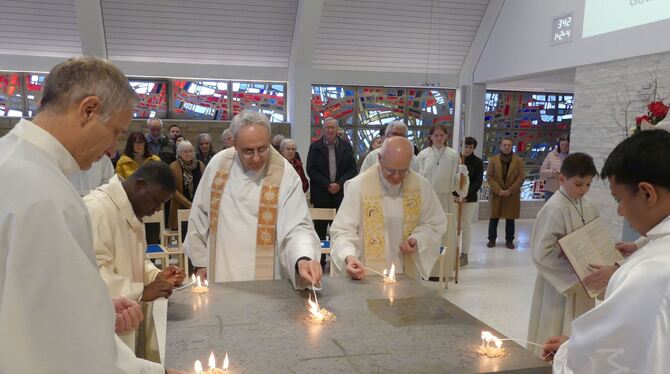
[175,209,191,277]
[309,208,337,255]
[144,211,170,270]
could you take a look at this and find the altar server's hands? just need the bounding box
[112,297,144,334]
[142,279,174,301]
[399,237,418,254]
[542,335,569,362]
[345,256,366,280]
[297,259,323,284]
[158,265,186,286]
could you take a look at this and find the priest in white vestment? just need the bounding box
[185,111,322,289]
[69,141,115,196]
[86,162,185,362]
[0,57,178,373]
[416,125,468,280]
[330,137,447,279]
[527,153,601,356]
[359,120,422,173]
[544,131,670,373]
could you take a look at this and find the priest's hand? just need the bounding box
[345,255,366,280]
[297,259,323,284]
[584,264,617,293]
[112,297,143,334]
[327,183,341,194]
[542,335,569,362]
[157,265,186,286]
[615,241,638,257]
[142,279,174,301]
[399,237,418,254]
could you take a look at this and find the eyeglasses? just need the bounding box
[240,146,270,159]
[380,165,410,177]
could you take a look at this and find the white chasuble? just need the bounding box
[0,119,163,373]
[527,188,599,356]
[85,175,162,361]
[552,216,670,373]
[330,166,447,279]
[185,147,320,289]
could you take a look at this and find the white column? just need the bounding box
[74,0,107,58]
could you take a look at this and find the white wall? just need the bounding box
[475,0,670,83]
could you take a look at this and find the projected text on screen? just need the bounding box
[583,0,670,38]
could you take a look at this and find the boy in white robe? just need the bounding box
[331,137,447,279]
[87,161,185,361]
[185,111,322,289]
[543,130,670,373]
[527,153,600,356]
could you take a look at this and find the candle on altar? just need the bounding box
[306,294,336,324]
[476,331,506,358]
[193,352,229,373]
[382,263,396,284]
[191,274,209,294]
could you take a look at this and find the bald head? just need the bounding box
[378,137,413,185]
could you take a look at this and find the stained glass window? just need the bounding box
[311,85,455,161]
[232,82,285,122]
[172,80,230,120]
[483,90,573,199]
[130,79,168,118]
[0,73,23,117]
[24,74,46,117]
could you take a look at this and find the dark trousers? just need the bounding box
[488,218,515,242]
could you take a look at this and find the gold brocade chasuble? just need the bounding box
[361,167,421,277]
[207,147,284,281]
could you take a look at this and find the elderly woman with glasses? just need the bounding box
[168,140,205,230]
[280,138,309,193]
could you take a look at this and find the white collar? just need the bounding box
[645,215,670,242]
[11,118,80,177]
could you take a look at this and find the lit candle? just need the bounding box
[383,263,397,284]
[194,359,203,374]
[477,331,506,358]
[192,275,209,294]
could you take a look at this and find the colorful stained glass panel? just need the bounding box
[0,73,23,117]
[130,80,168,118]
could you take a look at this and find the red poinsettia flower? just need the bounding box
[636,116,644,125]
[648,101,669,119]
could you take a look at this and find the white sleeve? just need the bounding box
[184,162,215,268]
[330,179,363,275]
[411,182,447,278]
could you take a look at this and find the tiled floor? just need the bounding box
[433,218,537,342]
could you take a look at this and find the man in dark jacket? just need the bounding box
[306,117,357,240]
[146,118,176,164]
[459,136,484,266]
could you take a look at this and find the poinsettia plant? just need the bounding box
[634,100,669,133]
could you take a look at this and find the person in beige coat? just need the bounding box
[168,140,205,230]
[486,137,525,249]
[86,161,185,362]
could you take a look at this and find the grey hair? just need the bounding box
[323,117,338,127]
[147,117,163,126]
[176,140,194,155]
[230,110,271,139]
[279,138,296,151]
[272,134,285,145]
[221,128,233,141]
[196,133,213,147]
[40,57,136,122]
[386,120,407,136]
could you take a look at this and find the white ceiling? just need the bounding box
[0,0,489,76]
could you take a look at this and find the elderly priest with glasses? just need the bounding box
[184,110,322,288]
[330,136,447,280]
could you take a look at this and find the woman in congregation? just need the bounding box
[540,134,570,201]
[115,131,161,179]
[168,140,206,230]
[195,133,216,166]
[280,138,309,193]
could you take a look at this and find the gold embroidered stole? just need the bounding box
[208,147,284,281]
[361,167,421,276]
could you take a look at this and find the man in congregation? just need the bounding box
[0,57,182,373]
[86,161,185,362]
[146,117,176,164]
[185,111,322,289]
[359,120,422,173]
[543,130,670,373]
[221,128,235,149]
[330,137,446,280]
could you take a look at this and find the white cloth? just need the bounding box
[68,155,115,196]
[85,175,162,360]
[527,189,599,356]
[552,215,670,373]
[330,166,447,278]
[184,151,320,289]
[460,202,478,255]
[417,145,469,277]
[0,119,163,373]
[359,147,422,174]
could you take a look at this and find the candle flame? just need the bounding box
[194,359,203,373]
[191,274,196,283]
[388,263,395,280]
[223,352,229,370]
[308,295,324,321]
[204,279,209,287]
[196,275,202,287]
[481,331,503,348]
[208,351,216,369]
